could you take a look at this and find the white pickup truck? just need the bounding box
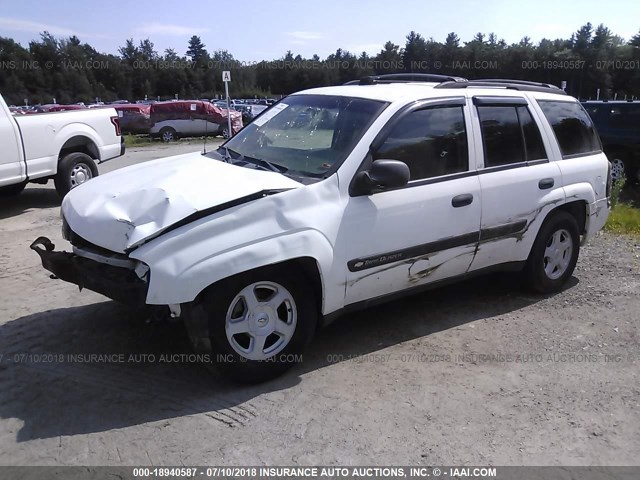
[0,94,124,197]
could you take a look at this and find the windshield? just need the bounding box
[215,94,388,179]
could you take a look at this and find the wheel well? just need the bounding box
[289,257,324,317]
[59,136,99,162]
[553,200,587,234]
[194,257,324,316]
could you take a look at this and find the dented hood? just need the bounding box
[62,151,302,253]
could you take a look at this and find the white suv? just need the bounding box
[32,74,611,382]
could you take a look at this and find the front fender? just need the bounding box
[132,228,337,311]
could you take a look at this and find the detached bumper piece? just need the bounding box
[30,236,147,306]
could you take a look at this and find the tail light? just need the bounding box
[110,116,121,136]
[606,161,612,198]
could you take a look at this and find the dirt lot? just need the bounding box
[0,143,639,466]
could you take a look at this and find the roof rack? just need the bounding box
[435,78,567,95]
[344,73,468,86]
[583,99,638,103]
[343,74,567,95]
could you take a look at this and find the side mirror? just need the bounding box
[351,159,410,196]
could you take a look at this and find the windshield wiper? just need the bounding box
[220,147,288,173]
[218,146,232,163]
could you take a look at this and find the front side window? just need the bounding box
[213,95,388,179]
[373,105,469,181]
[608,105,640,130]
[537,100,601,157]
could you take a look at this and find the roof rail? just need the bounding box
[344,73,468,86]
[474,78,562,89]
[435,78,567,95]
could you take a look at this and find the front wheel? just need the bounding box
[524,211,580,293]
[160,127,177,142]
[54,152,98,198]
[196,266,317,383]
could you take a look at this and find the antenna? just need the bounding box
[203,101,208,154]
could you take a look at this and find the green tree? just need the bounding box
[403,31,428,71]
[186,35,207,63]
[375,41,403,73]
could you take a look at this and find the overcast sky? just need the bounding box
[0,0,638,61]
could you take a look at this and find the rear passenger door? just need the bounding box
[468,96,564,272]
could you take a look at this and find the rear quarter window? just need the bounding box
[537,100,602,158]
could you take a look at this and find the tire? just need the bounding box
[524,211,580,294]
[222,127,230,139]
[609,155,627,182]
[197,265,317,383]
[54,152,99,198]
[608,151,638,184]
[160,127,177,142]
[0,182,26,197]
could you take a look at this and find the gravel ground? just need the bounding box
[0,143,639,466]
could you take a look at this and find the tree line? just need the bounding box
[1,23,639,106]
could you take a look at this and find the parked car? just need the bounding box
[247,104,268,119]
[149,100,243,141]
[33,104,87,113]
[113,104,152,135]
[0,93,124,197]
[232,104,268,125]
[583,100,640,183]
[31,75,610,382]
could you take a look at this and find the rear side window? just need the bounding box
[374,105,468,181]
[608,105,640,130]
[477,105,547,167]
[519,107,547,161]
[538,100,601,157]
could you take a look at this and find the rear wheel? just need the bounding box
[608,151,638,183]
[195,266,317,383]
[54,152,98,198]
[610,156,627,182]
[524,211,580,293]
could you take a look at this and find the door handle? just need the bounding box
[452,193,473,208]
[538,178,554,190]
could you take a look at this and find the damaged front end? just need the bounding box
[30,236,149,306]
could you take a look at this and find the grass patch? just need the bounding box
[123,134,153,147]
[604,175,640,236]
[605,203,640,236]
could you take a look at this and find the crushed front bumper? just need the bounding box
[30,236,148,306]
